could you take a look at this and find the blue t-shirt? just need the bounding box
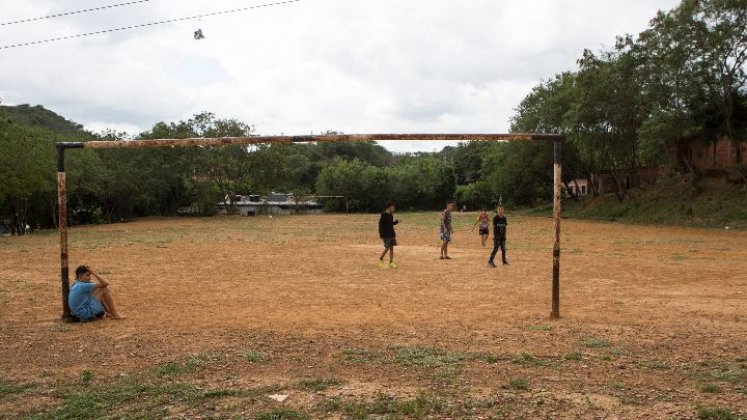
[68,281,104,321]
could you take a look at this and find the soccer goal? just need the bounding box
[55,133,564,320]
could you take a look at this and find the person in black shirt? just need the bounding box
[378,201,399,269]
[488,206,509,267]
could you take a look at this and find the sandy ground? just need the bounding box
[0,212,745,418]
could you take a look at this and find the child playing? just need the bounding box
[488,206,509,267]
[472,209,490,247]
[440,201,455,259]
[378,201,399,268]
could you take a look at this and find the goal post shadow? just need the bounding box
[55,133,563,321]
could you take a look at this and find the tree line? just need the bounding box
[511,0,747,199]
[0,107,462,232]
[1,0,745,234]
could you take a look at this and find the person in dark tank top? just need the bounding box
[488,206,509,267]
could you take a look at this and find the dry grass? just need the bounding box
[0,212,745,418]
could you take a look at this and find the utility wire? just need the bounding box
[1,0,152,27]
[1,0,301,50]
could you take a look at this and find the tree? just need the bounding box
[640,0,747,165]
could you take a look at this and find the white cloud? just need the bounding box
[0,0,682,151]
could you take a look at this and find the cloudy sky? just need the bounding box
[0,0,680,152]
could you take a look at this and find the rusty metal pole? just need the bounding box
[551,138,562,320]
[57,143,83,321]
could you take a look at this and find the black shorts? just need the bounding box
[479,227,489,235]
[382,237,397,248]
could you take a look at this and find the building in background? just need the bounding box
[568,179,589,196]
[218,193,324,216]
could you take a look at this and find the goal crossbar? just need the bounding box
[55,133,564,321]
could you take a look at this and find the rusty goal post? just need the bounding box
[56,133,564,321]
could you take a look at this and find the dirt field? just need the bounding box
[1,212,745,419]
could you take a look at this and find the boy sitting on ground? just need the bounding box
[68,265,126,321]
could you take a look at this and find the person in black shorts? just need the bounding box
[378,201,399,269]
[472,209,490,247]
[488,206,509,267]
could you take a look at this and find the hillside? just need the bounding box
[529,175,747,230]
[0,104,89,137]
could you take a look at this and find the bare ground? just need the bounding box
[0,212,745,419]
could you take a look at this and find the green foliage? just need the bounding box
[699,383,723,393]
[0,105,82,233]
[6,0,747,233]
[2,104,87,135]
[536,175,747,229]
[696,405,735,420]
[0,376,34,396]
[510,0,747,201]
[389,345,466,368]
[154,355,204,376]
[507,377,530,390]
[0,105,465,229]
[511,352,545,367]
[316,156,455,212]
[340,393,445,419]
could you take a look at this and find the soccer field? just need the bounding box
[1,212,745,418]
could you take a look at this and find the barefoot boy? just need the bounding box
[69,265,126,321]
[378,202,399,268]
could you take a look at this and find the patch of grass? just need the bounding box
[398,393,445,417]
[581,336,612,349]
[322,396,343,412]
[712,368,746,385]
[431,364,462,383]
[342,348,378,363]
[389,345,465,368]
[564,350,584,361]
[154,355,205,376]
[688,361,746,387]
[46,380,201,419]
[184,355,203,370]
[698,383,723,393]
[472,352,502,364]
[295,377,342,392]
[507,376,530,390]
[511,352,545,367]
[237,350,267,363]
[606,379,626,391]
[0,376,34,397]
[154,361,182,376]
[255,407,308,420]
[696,405,735,420]
[79,370,93,386]
[201,389,242,398]
[340,393,445,419]
[40,372,281,419]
